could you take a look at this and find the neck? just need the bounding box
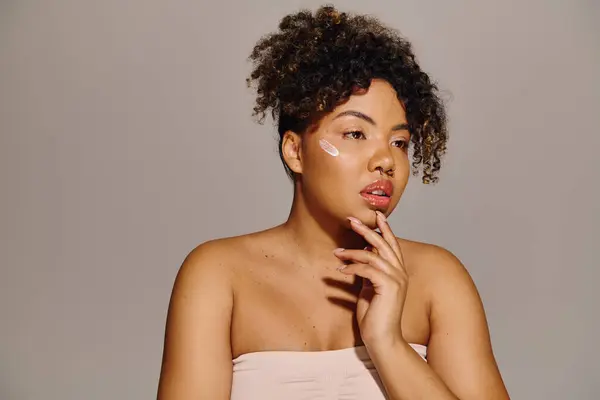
[281,185,367,265]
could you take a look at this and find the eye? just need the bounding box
[392,139,409,150]
[343,130,365,140]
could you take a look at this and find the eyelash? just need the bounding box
[342,130,409,150]
[343,130,365,140]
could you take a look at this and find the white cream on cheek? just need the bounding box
[319,138,340,157]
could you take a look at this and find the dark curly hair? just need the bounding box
[247,5,448,184]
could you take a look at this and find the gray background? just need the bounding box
[1,1,599,399]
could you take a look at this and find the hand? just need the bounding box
[333,211,408,349]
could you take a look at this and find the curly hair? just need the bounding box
[247,5,448,184]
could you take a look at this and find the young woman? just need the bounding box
[157,5,510,400]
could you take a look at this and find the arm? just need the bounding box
[370,246,510,399]
[157,241,233,400]
[425,246,510,399]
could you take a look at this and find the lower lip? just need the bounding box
[360,193,391,208]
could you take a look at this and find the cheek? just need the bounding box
[317,145,360,175]
[306,142,359,187]
[316,138,361,167]
[312,139,347,172]
[318,139,339,157]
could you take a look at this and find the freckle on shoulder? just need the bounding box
[180,236,249,278]
[183,230,275,276]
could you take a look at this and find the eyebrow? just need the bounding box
[332,110,410,132]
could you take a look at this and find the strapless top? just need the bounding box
[231,343,427,400]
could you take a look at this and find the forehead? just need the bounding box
[331,79,406,122]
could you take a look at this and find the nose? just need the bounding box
[367,143,395,177]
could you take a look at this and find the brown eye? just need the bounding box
[343,130,365,140]
[392,139,409,150]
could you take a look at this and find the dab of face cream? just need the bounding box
[319,139,339,157]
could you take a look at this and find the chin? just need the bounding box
[335,198,395,228]
[353,207,380,228]
[356,202,398,229]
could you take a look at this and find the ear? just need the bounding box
[281,130,303,175]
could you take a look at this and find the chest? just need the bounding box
[230,261,429,358]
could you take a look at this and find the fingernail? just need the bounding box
[348,217,362,225]
[333,248,345,253]
[336,265,347,271]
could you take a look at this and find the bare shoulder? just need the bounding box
[395,240,510,398]
[395,237,470,281]
[158,232,274,399]
[180,230,269,271]
[176,229,278,285]
[181,237,240,271]
[395,237,480,310]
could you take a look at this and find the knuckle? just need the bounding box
[365,252,378,264]
[355,263,368,273]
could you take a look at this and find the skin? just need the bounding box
[157,79,510,399]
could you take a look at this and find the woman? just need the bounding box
[157,5,510,400]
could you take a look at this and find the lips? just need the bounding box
[360,180,394,209]
[360,180,394,197]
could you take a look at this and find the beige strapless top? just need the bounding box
[231,343,427,400]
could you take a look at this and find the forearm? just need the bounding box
[369,340,459,400]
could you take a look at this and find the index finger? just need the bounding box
[375,211,405,269]
[347,216,397,264]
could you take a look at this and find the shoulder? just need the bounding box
[394,241,509,397]
[175,230,277,288]
[160,237,257,399]
[167,239,237,317]
[395,238,480,310]
[164,235,260,334]
[176,238,235,283]
[395,237,467,278]
[176,236,245,280]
